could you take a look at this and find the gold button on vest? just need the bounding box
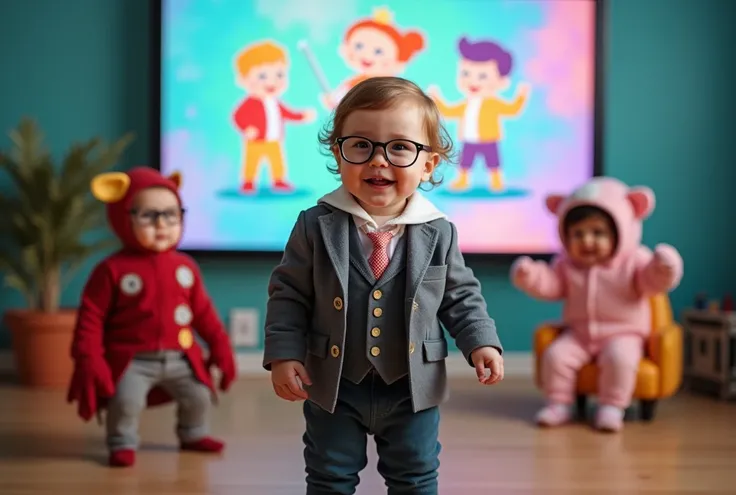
[370,346,381,357]
[333,297,343,310]
[373,307,383,317]
[371,327,381,338]
[330,345,340,358]
[372,290,382,300]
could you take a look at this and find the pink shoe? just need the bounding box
[535,403,572,427]
[595,405,624,432]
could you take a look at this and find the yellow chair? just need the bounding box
[533,293,683,421]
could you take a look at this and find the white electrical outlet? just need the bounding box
[229,308,260,347]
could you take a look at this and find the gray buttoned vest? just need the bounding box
[341,219,409,385]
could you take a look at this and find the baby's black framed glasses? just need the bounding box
[129,207,186,227]
[336,135,433,168]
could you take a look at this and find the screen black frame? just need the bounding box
[149,0,607,263]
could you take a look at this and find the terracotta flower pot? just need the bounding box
[4,308,77,388]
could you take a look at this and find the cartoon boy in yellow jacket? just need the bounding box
[429,37,530,192]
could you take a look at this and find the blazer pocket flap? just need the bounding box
[307,333,329,358]
[422,338,449,362]
[422,265,448,282]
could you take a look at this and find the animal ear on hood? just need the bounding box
[91,172,131,203]
[626,186,655,219]
[168,171,183,189]
[545,194,566,215]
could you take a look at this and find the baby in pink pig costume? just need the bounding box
[511,177,684,432]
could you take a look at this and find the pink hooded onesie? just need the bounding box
[511,177,684,409]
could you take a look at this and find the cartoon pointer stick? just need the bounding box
[297,39,332,95]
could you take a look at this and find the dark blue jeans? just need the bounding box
[302,372,441,495]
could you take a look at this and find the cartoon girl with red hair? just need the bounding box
[321,7,425,109]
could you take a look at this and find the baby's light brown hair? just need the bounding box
[318,76,454,188]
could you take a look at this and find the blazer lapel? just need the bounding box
[406,223,439,301]
[318,210,350,295]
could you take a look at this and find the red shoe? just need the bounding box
[272,180,294,192]
[109,448,136,467]
[240,181,255,193]
[180,436,225,454]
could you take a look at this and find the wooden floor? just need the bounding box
[0,376,734,494]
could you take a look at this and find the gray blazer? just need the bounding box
[262,204,502,413]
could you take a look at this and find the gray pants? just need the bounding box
[106,351,212,451]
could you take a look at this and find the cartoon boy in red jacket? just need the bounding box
[232,40,316,193]
[66,166,237,468]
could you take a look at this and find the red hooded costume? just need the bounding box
[67,167,236,422]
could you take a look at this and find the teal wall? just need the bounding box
[1,0,734,353]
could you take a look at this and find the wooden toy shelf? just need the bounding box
[681,309,736,400]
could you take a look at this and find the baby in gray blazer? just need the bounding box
[263,76,504,495]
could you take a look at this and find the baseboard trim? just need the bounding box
[0,350,533,378]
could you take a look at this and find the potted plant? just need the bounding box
[0,118,133,388]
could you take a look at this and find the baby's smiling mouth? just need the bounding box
[364,177,396,187]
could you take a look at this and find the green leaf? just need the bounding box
[0,249,24,277]
[0,152,35,210]
[0,192,14,232]
[88,133,135,177]
[9,212,38,247]
[0,248,36,310]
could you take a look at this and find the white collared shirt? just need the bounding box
[318,186,448,263]
[354,218,405,261]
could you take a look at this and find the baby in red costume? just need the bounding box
[67,166,237,467]
[511,177,683,432]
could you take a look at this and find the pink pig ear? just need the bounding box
[545,194,565,214]
[626,186,655,219]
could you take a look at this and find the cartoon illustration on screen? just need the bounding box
[298,7,425,111]
[428,37,531,193]
[232,40,316,194]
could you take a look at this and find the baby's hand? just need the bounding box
[470,346,504,385]
[511,256,536,286]
[652,244,679,277]
[271,360,312,401]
